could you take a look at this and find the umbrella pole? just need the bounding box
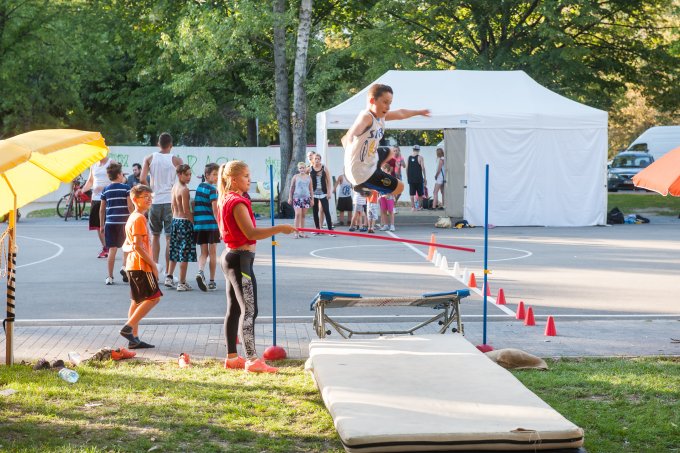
[4,193,16,366]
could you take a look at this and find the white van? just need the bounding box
[625,125,680,160]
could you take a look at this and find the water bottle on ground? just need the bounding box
[58,368,79,383]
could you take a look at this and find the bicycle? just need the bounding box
[56,175,91,221]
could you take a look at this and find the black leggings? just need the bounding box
[221,249,258,359]
[313,196,333,230]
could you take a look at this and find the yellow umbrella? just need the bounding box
[0,129,108,365]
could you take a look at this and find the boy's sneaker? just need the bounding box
[164,276,175,288]
[208,281,217,291]
[111,348,136,361]
[97,248,108,259]
[105,277,114,285]
[119,268,128,283]
[359,227,368,232]
[348,226,357,232]
[196,271,208,292]
[245,358,278,373]
[177,282,193,292]
[379,225,389,231]
[224,356,246,369]
[390,225,396,232]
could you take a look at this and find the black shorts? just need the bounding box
[358,168,399,195]
[104,223,126,248]
[195,229,221,245]
[336,196,353,212]
[89,200,102,230]
[128,270,163,304]
[409,182,425,197]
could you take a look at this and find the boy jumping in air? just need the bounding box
[341,84,429,196]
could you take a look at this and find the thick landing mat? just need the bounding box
[307,335,584,452]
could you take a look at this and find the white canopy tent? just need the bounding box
[316,70,608,226]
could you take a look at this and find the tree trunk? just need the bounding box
[272,0,292,201]
[246,117,257,146]
[287,0,313,194]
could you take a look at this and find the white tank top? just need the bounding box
[344,111,384,186]
[149,152,176,204]
[337,178,352,198]
[90,159,112,201]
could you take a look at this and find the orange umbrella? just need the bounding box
[632,146,680,195]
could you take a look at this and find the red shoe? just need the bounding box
[224,356,246,369]
[178,353,191,368]
[245,358,278,374]
[97,248,108,259]
[111,348,136,361]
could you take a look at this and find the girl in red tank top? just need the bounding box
[216,161,296,373]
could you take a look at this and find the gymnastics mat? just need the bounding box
[307,335,584,452]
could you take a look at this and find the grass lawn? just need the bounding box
[1,357,678,452]
[608,193,680,216]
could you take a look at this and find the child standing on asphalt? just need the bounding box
[119,184,162,349]
[366,190,380,233]
[194,163,220,291]
[288,162,313,239]
[333,171,353,226]
[168,164,197,291]
[217,160,296,373]
[99,162,134,285]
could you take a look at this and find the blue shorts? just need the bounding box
[104,223,126,248]
[170,218,197,262]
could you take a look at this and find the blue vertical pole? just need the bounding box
[269,165,277,346]
[483,164,489,345]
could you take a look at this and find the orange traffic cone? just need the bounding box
[485,282,492,296]
[496,288,507,305]
[468,272,477,288]
[524,307,536,326]
[516,301,525,320]
[427,233,436,261]
[545,316,557,336]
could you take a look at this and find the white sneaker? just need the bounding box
[164,276,175,288]
[105,277,114,285]
[177,282,193,292]
[379,225,389,231]
[390,225,396,232]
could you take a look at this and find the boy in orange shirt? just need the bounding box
[366,190,380,233]
[119,184,162,349]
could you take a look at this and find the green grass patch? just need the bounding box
[25,208,60,218]
[609,193,680,216]
[1,357,677,452]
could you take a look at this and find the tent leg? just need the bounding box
[5,205,16,366]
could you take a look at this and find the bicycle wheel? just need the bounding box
[56,194,71,218]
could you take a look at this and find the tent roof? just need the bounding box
[319,70,607,130]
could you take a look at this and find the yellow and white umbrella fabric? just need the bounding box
[0,129,108,365]
[0,129,108,217]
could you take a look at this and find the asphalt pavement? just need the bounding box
[2,210,679,363]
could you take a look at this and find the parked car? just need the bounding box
[607,151,654,192]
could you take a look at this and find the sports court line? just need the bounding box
[16,235,64,268]
[386,231,516,316]
[16,313,680,324]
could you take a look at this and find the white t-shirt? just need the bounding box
[90,159,113,201]
[344,111,385,186]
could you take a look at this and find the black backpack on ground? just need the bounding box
[607,207,624,224]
